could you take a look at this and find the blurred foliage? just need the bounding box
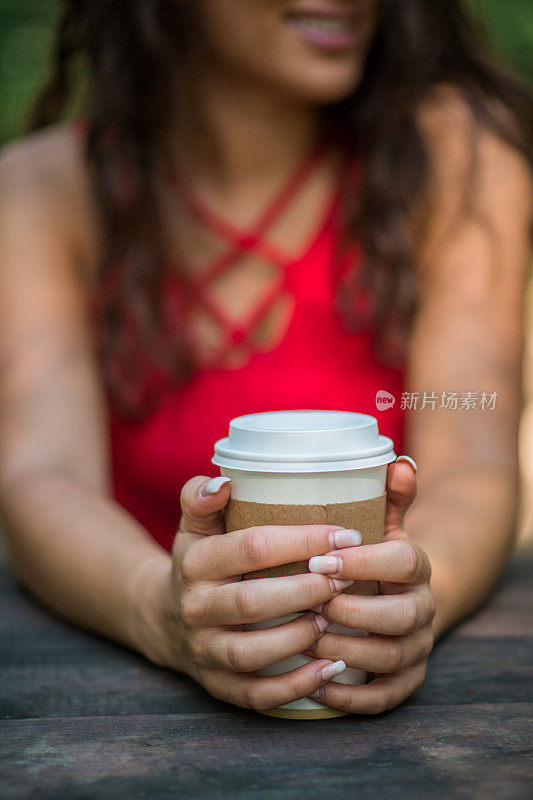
[1,1,61,143]
[0,0,532,144]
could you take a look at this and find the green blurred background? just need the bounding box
[0,0,532,144]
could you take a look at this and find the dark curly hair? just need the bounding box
[29,0,533,418]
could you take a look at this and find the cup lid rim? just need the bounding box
[212,410,396,472]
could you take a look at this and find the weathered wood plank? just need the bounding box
[453,547,533,637]
[1,561,532,720]
[1,554,532,799]
[0,635,531,719]
[1,707,532,800]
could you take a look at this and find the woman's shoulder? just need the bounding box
[417,83,479,138]
[415,83,532,225]
[417,82,531,174]
[0,123,99,268]
[413,83,532,283]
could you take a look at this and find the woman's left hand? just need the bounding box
[302,456,436,714]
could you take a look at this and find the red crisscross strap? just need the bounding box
[167,140,339,361]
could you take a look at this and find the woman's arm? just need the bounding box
[292,98,532,717]
[405,94,533,637]
[0,133,172,657]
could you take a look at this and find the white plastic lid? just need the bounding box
[212,410,396,473]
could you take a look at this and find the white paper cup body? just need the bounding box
[219,465,387,712]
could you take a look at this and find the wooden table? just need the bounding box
[1,548,532,800]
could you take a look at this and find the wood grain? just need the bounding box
[0,549,532,800]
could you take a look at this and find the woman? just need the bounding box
[0,0,531,714]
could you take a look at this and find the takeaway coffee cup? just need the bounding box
[212,410,396,720]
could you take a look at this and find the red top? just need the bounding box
[108,143,406,551]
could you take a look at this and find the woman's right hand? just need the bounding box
[155,475,361,712]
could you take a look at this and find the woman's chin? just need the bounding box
[291,78,361,107]
[272,63,363,106]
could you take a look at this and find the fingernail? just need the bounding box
[311,614,330,636]
[308,686,325,700]
[303,640,317,654]
[331,579,354,592]
[310,605,323,614]
[329,528,362,548]
[395,455,418,473]
[309,555,343,574]
[316,660,346,683]
[200,477,232,496]
[317,601,329,617]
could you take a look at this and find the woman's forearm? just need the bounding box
[404,465,519,638]
[1,460,518,661]
[0,468,174,665]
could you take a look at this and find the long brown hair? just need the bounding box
[30,0,533,418]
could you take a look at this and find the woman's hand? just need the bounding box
[302,457,436,714]
[157,475,363,711]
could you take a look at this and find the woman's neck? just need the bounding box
[172,67,320,197]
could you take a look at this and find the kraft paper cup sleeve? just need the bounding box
[224,493,387,596]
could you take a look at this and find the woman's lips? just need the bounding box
[284,9,361,50]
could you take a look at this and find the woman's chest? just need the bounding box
[159,151,340,369]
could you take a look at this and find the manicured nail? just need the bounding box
[303,640,317,654]
[331,579,354,592]
[200,477,232,496]
[316,660,346,683]
[311,614,330,636]
[309,555,343,574]
[312,601,329,617]
[329,528,362,548]
[395,455,418,473]
[308,686,325,700]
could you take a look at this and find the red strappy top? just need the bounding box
[104,140,406,551]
